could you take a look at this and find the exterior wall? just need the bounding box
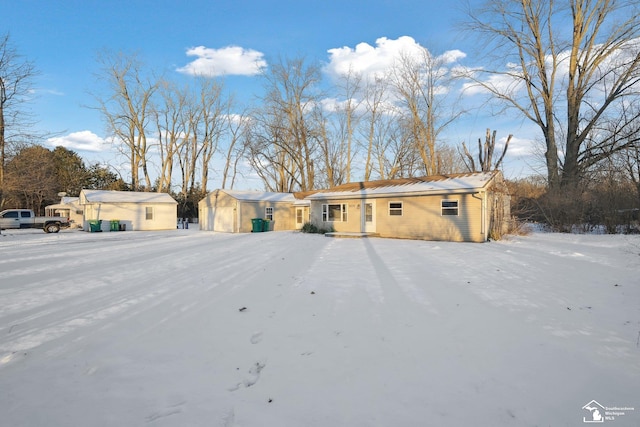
[199,190,297,232]
[310,192,487,242]
[83,202,177,231]
[237,201,295,232]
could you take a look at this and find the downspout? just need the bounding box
[471,192,486,241]
[235,200,240,233]
[360,198,365,233]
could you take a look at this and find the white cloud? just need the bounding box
[177,45,267,77]
[325,36,466,82]
[440,49,466,64]
[47,130,108,152]
[460,66,525,96]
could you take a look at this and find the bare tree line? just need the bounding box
[93,51,246,198]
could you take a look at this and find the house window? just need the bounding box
[441,199,459,216]
[265,207,274,221]
[322,204,347,222]
[389,202,403,216]
[145,206,154,220]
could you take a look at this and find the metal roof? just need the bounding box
[305,172,498,200]
[218,189,299,203]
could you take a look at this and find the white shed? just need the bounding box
[79,190,177,232]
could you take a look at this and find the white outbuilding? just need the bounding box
[79,190,178,232]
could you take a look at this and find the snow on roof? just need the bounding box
[80,190,177,204]
[306,172,498,200]
[45,197,80,210]
[220,189,298,203]
[61,197,80,204]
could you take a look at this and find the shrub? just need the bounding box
[300,222,333,234]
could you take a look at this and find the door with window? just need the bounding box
[295,207,305,229]
[363,200,376,233]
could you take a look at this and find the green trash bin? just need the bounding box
[251,218,264,232]
[88,220,102,232]
[262,219,271,232]
[110,220,120,232]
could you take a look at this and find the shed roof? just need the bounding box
[80,190,177,204]
[306,171,499,200]
[218,189,298,203]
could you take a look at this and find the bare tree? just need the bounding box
[94,51,157,191]
[313,103,346,188]
[462,128,512,172]
[153,79,187,193]
[221,109,250,190]
[359,76,410,180]
[609,101,640,205]
[245,103,299,192]
[333,67,363,183]
[390,48,463,176]
[173,77,228,195]
[248,57,322,191]
[464,0,640,189]
[196,78,227,194]
[0,33,38,208]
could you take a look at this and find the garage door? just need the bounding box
[209,207,235,232]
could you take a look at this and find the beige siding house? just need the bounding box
[198,189,310,233]
[79,190,178,231]
[305,171,509,242]
[198,172,509,242]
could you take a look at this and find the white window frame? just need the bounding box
[441,199,459,216]
[322,203,347,222]
[389,201,403,216]
[265,207,274,221]
[145,206,154,220]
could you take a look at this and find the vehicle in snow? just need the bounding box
[0,209,71,233]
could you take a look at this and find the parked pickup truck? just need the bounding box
[0,209,70,233]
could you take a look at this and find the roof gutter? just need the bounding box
[307,187,486,201]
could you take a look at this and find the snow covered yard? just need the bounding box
[0,228,638,426]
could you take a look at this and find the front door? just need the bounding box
[363,200,376,233]
[295,207,305,229]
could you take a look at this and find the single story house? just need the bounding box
[79,190,178,231]
[198,171,509,242]
[198,189,310,233]
[306,171,509,242]
[45,197,84,228]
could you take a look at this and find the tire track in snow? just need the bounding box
[0,232,277,367]
[0,231,325,368]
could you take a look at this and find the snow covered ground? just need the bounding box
[0,227,638,426]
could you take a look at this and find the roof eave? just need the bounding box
[307,187,488,201]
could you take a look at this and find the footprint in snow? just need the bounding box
[228,361,266,392]
[250,331,263,344]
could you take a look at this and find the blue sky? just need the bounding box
[4,0,538,189]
